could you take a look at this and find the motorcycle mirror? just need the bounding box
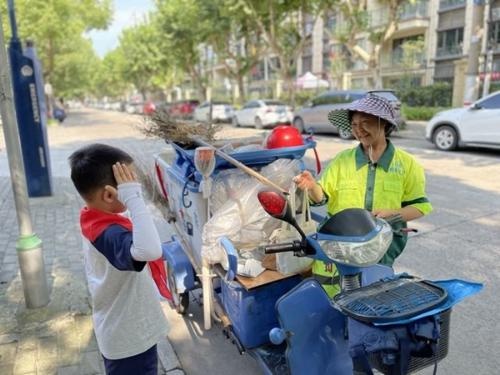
[257,190,307,240]
[257,191,290,219]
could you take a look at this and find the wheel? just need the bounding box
[338,127,353,140]
[177,293,189,315]
[167,263,189,315]
[232,116,240,127]
[293,117,305,133]
[433,125,458,151]
[254,117,263,129]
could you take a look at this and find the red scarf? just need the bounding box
[81,207,172,300]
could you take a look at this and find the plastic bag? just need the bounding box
[270,184,315,275]
[201,159,302,265]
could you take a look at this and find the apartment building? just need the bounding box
[295,0,500,94]
[191,0,500,103]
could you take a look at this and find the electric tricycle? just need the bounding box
[154,135,482,375]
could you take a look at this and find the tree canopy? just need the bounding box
[0,0,112,98]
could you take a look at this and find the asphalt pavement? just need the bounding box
[1,108,499,375]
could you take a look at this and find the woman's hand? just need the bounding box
[373,206,424,222]
[293,170,325,203]
[293,170,317,190]
[372,209,400,219]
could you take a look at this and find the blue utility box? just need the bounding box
[8,36,52,196]
[220,275,302,348]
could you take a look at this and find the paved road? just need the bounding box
[6,108,496,375]
[157,116,500,375]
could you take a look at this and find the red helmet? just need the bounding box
[265,125,304,149]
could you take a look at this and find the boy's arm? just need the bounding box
[118,182,162,262]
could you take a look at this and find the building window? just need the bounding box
[439,0,465,11]
[399,0,429,21]
[304,14,314,35]
[488,20,500,50]
[302,56,313,74]
[436,28,463,57]
[325,13,337,32]
[392,35,425,66]
[370,8,389,28]
[351,78,365,89]
[323,52,331,71]
[250,61,265,81]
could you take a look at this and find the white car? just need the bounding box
[425,91,500,151]
[232,100,293,129]
[194,101,234,123]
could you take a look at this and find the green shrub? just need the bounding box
[293,90,321,106]
[402,105,447,121]
[396,82,452,107]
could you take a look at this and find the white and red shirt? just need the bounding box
[80,183,169,360]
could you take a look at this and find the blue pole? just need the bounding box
[7,0,19,40]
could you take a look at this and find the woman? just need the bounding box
[294,95,432,297]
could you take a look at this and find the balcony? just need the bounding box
[371,2,430,33]
[436,44,463,58]
[370,8,389,28]
[400,0,429,20]
[439,0,466,12]
[392,52,426,67]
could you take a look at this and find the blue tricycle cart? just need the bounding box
[154,136,481,375]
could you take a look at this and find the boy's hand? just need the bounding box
[112,163,138,185]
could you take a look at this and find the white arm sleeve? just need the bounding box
[118,182,162,261]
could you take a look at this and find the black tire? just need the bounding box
[338,127,353,140]
[167,263,189,315]
[177,293,189,315]
[293,117,305,133]
[433,125,458,151]
[254,117,263,129]
[232,116,240,127]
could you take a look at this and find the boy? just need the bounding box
[69,143,169,374]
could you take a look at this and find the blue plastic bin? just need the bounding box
[170,139,316,180]
[220,275,302,348]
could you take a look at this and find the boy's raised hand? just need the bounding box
[112,162,138,185]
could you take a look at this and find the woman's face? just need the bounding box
[351,112,385,147]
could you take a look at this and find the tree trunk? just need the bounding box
[285,74,296,106]
[368,53,383,89]
[236,74,246,104]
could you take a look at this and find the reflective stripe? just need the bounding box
[314,274,340,286]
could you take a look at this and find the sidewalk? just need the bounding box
[0,110,184,374]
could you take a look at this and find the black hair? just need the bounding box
[69,143,133,197]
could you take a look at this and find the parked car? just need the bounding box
[194,101,234,123]
[125,101,144,115]
[292,89,403,138]
[143,100,162,116]
[232,99,293,129]
[169,100,200,119]
[425,90,500,151]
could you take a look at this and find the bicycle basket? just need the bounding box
[333,276,447,324]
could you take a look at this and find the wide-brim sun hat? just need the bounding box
[327,94,398,134]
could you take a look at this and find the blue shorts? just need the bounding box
[103,345,158,375]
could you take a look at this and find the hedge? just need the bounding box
[401,105,448,121]
[396,82,452,107]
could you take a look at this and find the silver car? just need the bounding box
[194,101,234,123]
[425,90,500,151]
[292,89,403,138]
[232,100,293,129]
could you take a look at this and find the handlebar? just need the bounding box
[260,240,305,254]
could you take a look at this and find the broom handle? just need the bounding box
[191,137,288,194]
